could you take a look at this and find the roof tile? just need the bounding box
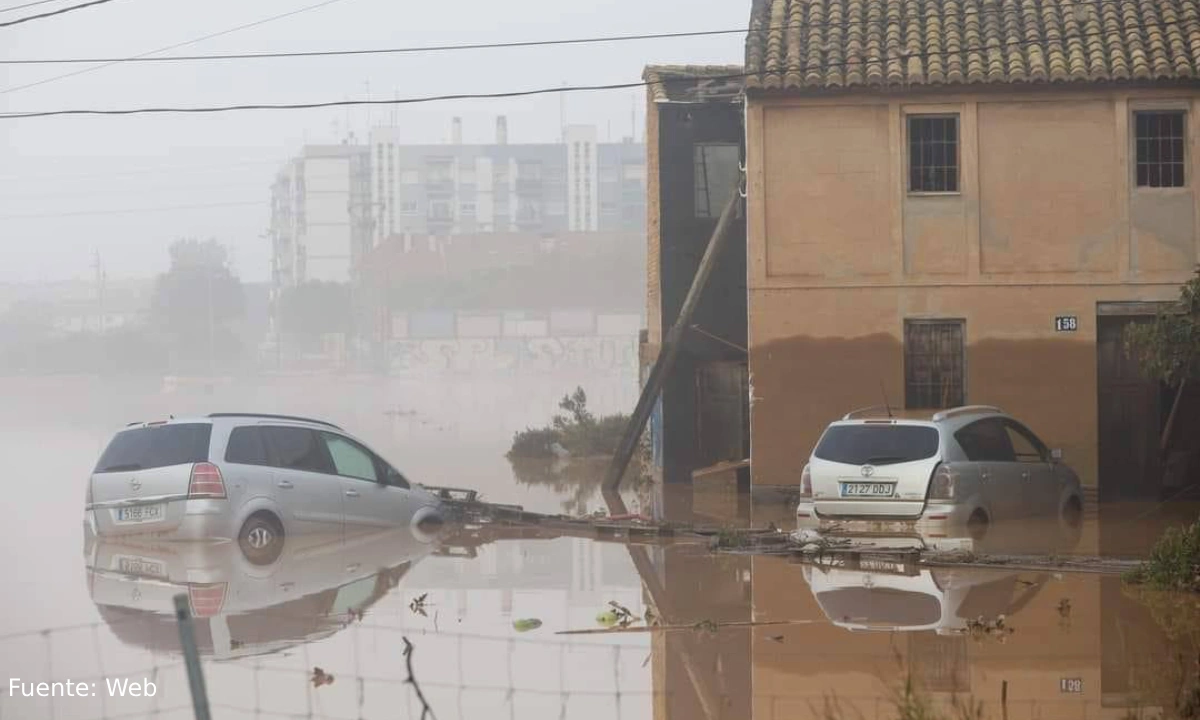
[745,0,1200,90]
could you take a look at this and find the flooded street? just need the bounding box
[0,374,1197,720]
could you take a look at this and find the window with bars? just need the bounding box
[904,320,965,410]
[1135,111,1186,188]
[908,115,959,193]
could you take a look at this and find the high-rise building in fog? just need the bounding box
[367,117,645,242]
[268,142,371,290]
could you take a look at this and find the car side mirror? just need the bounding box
[1050,449,1063,463]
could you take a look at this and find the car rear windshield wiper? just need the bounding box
[98,463,143,473]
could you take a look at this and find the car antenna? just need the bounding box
[880,382,894,418]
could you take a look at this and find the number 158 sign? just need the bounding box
[1055,316,1079,332]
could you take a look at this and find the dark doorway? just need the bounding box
[695,361,749,468]
[1096,314,1163,501]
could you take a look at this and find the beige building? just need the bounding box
[741,0,1200,496]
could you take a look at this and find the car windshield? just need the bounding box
[813,425,940,465]
[94,424,213,473]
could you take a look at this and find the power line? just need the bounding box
[0,0,352,95]
[0,0,1153,66]
[0,25,759,64]
[0,199,261,219]
[1,14,1191,121]
[0,0,120,27]
[0,0,65,14]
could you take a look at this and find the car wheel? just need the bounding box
[1062,497,1083,528]
[967,510,990,541]
[238,513,284,566]
[1059,497,1084,549]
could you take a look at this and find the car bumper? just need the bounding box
[796,500,976,532]
[89,499,233,541]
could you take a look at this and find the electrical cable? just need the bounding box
[0,0,351,94]
[1,13,1190,121]
[0,0,67,15]
[0,0,1158,65]
[0,0,121,28]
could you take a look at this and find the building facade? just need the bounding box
[642,66,750,498]
[368,117,645,241]
[742,0,1200,498]
[268,142,371,291]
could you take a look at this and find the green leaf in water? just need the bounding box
[513,618,543,632]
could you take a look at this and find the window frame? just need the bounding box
[318,431,411,489]
[1001,420,1050,464]
[903,318,967,410]
[319,431,382,484]
[954,417,1016,463]
[1131,107,1189,190]
[261,425,336,475]
[223,425,271,467]
[906,113,961,195]
[692,142,742,219]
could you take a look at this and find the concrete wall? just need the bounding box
[745,88,1200,487]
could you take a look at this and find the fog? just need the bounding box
[0,0,743,283]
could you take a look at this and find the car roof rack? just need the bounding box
[931,405,1004,422]
[842,405,897,421]
[207,413,342,430]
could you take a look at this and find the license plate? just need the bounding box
[116,504,165,523]
[115,556,166,579]
[840,482,895,497]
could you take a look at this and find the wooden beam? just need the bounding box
[603,179,744,491]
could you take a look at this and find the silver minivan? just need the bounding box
[796,405,1084,538]
[84,414,443,563]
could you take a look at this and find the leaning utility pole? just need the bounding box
[603,177,744,492]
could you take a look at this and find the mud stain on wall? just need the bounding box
[749,335,1098,487]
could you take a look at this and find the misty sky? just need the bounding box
[0,0,746,285]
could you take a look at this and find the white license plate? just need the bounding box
[115,504,165,523]
[115,556,166,578]
[840,482,895,497]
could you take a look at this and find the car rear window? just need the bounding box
[813,425,939,465]
[94,423,213,473]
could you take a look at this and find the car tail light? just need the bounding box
[188,583,227,618]
[188,463,227,499]
[800,464,813,497]
[928,465,957,500]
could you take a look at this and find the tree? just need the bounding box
[1125,267,1200,387]
[151,238,245,373]
[277,281,352,350]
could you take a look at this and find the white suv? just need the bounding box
[796,405,1084,538]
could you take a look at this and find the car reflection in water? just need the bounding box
[85,523,438,660]
[798,517,1082,636]
[802,558,1049,635]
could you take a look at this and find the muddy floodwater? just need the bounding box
[1,374,1198,720]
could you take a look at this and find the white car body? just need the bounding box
[796,405,1084,537]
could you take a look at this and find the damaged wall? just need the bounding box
[744,88,1200,488]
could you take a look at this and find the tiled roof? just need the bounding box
[643,65,746,102]
[745,0,1200,91]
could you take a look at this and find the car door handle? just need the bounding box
[345,489,359,498]
[277,480,294,489]
[1021,471,1030,481]
[346,563,360,573]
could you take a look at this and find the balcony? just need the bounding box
[425,179,455,196]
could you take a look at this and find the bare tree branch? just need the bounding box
[402,637,437,720]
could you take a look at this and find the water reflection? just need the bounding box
[87,527,434,660]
